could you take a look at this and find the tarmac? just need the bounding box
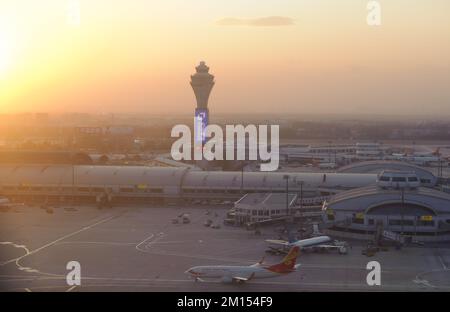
[1,204,450,292]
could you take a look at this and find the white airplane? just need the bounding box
[185,246,300,283]
[266,235,348,255]
[413,147,441,157]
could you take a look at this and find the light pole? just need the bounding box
[283,175,290,216]
[299,181,304,210]
[240,166,244,195]
[328,141,332,163]
[72,158,75,208]
[298,180,304,239]
[401,187,405,234]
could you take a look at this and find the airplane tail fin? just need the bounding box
[266,246,300,273]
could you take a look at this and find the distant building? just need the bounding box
[0,151,92,165]
[355,142,382,157]
[105,126,134,135]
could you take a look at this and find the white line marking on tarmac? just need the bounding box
[135,234,260,263]
[413,278,436,288]
[66,285,77,292]
[56,241,136,246]
[137,248,255,264]
[24,288,31,292]
[413,250,450,289]
[0,242,31,266]
[438,255,448,270]
[1,215,116,279]
[20,215,115,259]
[135,234,154,252]
[149,240,190,245]
[2,215,115,267]
[0,275,42,280]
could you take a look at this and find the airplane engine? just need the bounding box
[221,276,233,284]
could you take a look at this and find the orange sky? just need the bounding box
[0,0,449,116]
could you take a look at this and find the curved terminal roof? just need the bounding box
[0,165,73,185]
[74,166,187,187]
[179,171,376,190]
[0,165,377,190]
[337,161,436,186]
[0,165,188,187]
[324,185,450,215]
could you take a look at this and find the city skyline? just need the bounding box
[0,1,449,116]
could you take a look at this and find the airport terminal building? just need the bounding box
[1,155,450,242]
[0,159,439,205]
[323,170,450,241]
[0,164,378,205]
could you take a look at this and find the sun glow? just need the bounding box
[0,28,14,79]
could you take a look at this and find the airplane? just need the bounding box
[413,147,441,157]
[185,246,301,284]
[265,235,348,255]
[411,156,440,166]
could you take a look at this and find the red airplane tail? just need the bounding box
[266,246,300,273]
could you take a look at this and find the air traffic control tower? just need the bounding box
[191,61,214,143]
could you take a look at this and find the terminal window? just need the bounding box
[352,218,364,224]
[388,219,414,226]
[417,220,435,227]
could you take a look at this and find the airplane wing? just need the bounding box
[303,244,348,254]
[232,272,255,283]
[314,243,347,249]
[265,239,290,246]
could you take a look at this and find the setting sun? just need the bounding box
[0,1,449,115]
[0,29,14,78]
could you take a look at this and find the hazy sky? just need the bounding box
[0,0,449,116]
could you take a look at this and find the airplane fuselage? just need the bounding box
[186,246,300,283]
[291,236,332,248]
[187,265,280,281]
